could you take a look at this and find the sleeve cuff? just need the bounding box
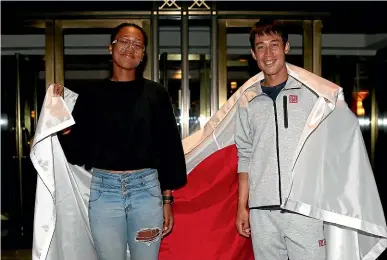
[237,161,250,173]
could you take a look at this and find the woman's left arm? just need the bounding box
[153,85,187,237]
[154,86,187,192]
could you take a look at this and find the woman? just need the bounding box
[55,23,187,260]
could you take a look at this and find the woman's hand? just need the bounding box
[162,203,173,237]
[52,84,71,135]
[53,84,64,97]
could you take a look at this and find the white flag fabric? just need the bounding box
[31,63,387,260]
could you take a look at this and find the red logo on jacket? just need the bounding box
[289,95,298,103]
[318,239,326,247]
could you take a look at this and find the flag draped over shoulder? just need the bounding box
[31,63,387,260]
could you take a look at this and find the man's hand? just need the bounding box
[236,172,250,238]
[162,203,173,237]
[53,84,64,97]
[236,207,250,238]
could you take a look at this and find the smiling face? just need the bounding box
[109,26,145,71]
[251,32,290,78]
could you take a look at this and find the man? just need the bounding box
[235,19,387,260]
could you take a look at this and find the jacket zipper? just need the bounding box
[283,95,288,129]
[272,101,282,206]
[255,92,289,208]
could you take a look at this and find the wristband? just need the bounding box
[162,195,174,205]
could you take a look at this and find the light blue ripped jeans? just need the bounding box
[88,168,164,260]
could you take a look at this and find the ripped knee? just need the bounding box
[135,228,161,245]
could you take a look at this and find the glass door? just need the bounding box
[1,53,43,249]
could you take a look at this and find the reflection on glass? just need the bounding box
[188,54,211,135]
[322,55,373,130]
[159,20,212,138]
[226,54,251,99]
[188,24,211,136]
[159,53,212,137]
[159,53,182,137]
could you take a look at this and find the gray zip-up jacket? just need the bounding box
[235,75,318,209]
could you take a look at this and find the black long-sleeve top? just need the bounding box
[58,78,187,191]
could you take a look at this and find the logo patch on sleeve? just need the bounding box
[318,239,326,247]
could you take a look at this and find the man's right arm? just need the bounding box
[235,99,253,208]
[237,172,249,209]
[234,100,253,237]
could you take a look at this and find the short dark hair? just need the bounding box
[110,22,148,48]
[249,18,288,50]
